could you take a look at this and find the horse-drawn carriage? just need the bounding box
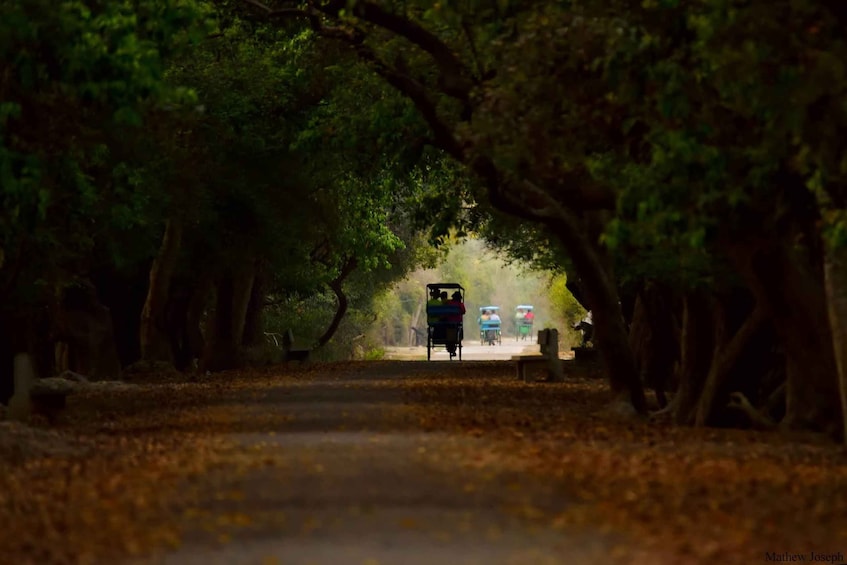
[425,283,465,360]
[515,304,535,342]
[478,306,502,345]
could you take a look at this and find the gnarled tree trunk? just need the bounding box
[315,257,358,349]
[543,217,646,414]
[730,238,842,436]
[693,296,767,426]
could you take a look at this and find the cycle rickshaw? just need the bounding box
[478,306,502,345]
[425,283,465,360]
[515,305,535,342]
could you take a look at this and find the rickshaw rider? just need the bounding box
[487,310,501,345]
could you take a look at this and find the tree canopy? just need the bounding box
[2,0,847,442]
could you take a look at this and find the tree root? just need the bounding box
[727,392,777,430]
[649,392,678,422]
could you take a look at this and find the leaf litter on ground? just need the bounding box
[399,369,847,564]
[0,360,844,565]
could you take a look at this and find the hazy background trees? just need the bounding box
[366,238,585,353]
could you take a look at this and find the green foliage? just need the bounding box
[0,0,210,305]
[548,273,586,348]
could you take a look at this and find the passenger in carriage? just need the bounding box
[444,291,465,357]
[427,288,445,340]
[427,288,442,324]
[445,291,465,322]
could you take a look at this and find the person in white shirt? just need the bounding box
[573,311,593,346]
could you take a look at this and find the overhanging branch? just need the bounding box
[241,0,613,222]
[316,1,476,103]
[352,46,464,160]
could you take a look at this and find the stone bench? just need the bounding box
[512,328,564,382]
[7,354,86,424]
[571,346,600,363]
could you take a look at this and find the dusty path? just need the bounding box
[139,362,619,565]
[5,359,843,564]
[385,340,552,361]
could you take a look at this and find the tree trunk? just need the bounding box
[165,279,194,371]
[731,239,842,436]
[316,257,358,349]
[693,298,767,426]
[201,261,256,373]
[232,262,256,348]
[140,218,183,364]
[0,309,21,404]
[409,301,423,347]
[201,277,236,372]
[92,262,150,367]
[629,282,679,408]
[673,290,715,425]
[463,157,645,413]
[242,260,266,348]
[535,216,647,413]
[186,277,210,363]
[823,241,847,442]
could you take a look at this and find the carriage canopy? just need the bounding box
[427,283,465,298]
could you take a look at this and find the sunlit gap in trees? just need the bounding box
[369,238,585,352]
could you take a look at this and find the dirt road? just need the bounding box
[6,359,841,565]
[138,361,618,565]
[385,338,572,362]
